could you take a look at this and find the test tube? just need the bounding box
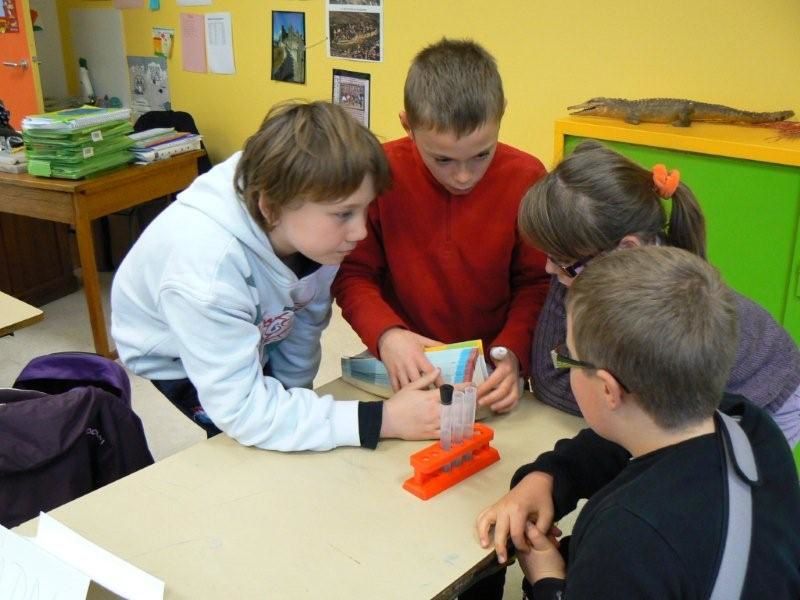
[451,389,465,467]
[439,384,453,472]
[462,384,478,461]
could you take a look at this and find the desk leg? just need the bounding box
[74,201,115,358]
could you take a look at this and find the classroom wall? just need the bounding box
[53,0,800,166]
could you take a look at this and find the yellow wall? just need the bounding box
[53,0,800,166]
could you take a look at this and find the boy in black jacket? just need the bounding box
[476,246,800,599]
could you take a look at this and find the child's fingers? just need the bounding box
[525,522,554,551]
[406,368,440,390]
[533,508,555,535]
[475,509,496,548]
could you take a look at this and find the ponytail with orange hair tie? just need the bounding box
[652,164,681,199]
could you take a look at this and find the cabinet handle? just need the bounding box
[2,60,28,70]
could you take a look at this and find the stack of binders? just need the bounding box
[22,106,134,179]
[129,128,203,163]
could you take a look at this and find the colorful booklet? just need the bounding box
[341,340,491,419]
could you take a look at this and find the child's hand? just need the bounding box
[380,369,441,440]
[477,347,520,413]
[378,328,443,392]
[476,471,556,562]
[518,522,566,584]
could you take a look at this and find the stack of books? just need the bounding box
[129,128,203,163]
[22,106,134,179]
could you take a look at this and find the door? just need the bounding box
[0,0,41,130]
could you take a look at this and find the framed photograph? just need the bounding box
[327,1,382,62]
[332,69,370,127]
[271,11,306,84]
[0,0,20,33]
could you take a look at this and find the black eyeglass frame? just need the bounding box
[547,255,592,279]
[550,343,630,393]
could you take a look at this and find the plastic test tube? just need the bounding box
[462,384,478,461]
[439,384,454,472]
[451,389,465,467]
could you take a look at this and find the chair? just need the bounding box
[0,353,154,528]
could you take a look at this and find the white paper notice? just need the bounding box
[177,0,211,5]
[0,522,90,600]
[35,513,164,600]
[205,12,235,74]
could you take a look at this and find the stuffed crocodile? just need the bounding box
[568,97,794,127]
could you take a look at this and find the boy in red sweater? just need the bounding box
[333,39,549,412]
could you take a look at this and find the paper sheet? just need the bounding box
[35,513,165,600]
[0,522,89,600]
[205,12,235,74]
[180,13,207,73]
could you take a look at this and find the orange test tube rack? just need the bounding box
[403,423,500,500]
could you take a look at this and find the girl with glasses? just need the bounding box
[519,140,800,449]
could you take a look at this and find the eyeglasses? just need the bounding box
[547,256,591,279]
[550,343,630,392]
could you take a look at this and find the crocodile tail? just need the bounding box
[738,110,794,123]
[767,110,794,122]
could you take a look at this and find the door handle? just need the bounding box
[2,60,29,69]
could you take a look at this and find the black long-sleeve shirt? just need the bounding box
[514,396,800,599]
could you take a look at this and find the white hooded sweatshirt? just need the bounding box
[111,153,361,451]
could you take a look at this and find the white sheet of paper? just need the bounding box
[34,513,164,600]
[0,522,90,600]
[204,12,235,74]
[177,0,211,5]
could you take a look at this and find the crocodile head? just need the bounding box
[567,97,618,117]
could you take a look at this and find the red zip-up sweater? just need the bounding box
[332,137,549,375]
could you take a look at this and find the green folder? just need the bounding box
[27,150,134,179]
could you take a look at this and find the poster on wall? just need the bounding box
[0,0,20,33]
[271,11,305,84]
[127,55,171,120]
[327,0,382,62]
[332,69,370,127]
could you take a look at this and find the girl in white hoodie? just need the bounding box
[111,101,441,451]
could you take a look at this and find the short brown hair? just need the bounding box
[235,100,390,230]
[518,140,706,263]
[567,246,738,429]
[404,38,505,136]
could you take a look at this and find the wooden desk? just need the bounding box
[0,291,43,336]
[0,152,203,358]
[17,380,585,599]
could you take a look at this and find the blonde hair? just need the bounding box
[568,246,738,429]
[518,140,706,263]
[403,38,505,136]
[235,100,390,230]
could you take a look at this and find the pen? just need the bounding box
[490,346,508,362]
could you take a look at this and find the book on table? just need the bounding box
[341,339,492,419]
[131,135,202,163]
[21,106,131,131]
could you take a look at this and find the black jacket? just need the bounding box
[515,395,800,599]
[0,386,153,528]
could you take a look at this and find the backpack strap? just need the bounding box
[709,411,759,600]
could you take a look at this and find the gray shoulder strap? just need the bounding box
[709,411,758,600]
